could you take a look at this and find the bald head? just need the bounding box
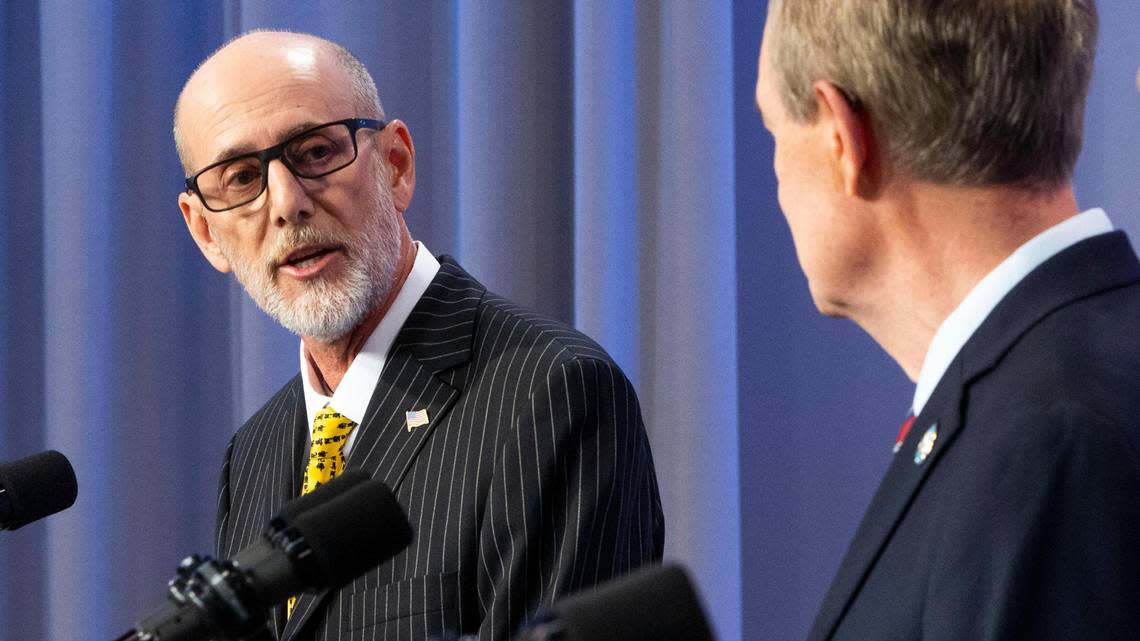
[173,31,383,174]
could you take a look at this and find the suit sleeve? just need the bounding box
[474,356,665,641]
[925,404,1140,641]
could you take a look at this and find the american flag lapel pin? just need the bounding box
[405,408,430,432]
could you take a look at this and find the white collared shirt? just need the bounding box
[912,208,1114,415]
[300,242,441,456]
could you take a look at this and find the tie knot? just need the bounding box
[302,405,358,496]
[314,406,356,437]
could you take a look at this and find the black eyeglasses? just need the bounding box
[185,118,387,212]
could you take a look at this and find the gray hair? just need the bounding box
[767,0,1098,189]
[173,30,385,175]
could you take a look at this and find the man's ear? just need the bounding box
[382,119,416,212]
[812,81,874,197]
[179,192,232,273]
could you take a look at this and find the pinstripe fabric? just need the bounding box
[215,258,665,641]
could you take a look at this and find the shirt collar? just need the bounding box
[301,241,441,428]
[912,208,1113,415]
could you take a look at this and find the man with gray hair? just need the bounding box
[756,1,1140,639]
[174,31,663,641]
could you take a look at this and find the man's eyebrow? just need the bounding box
[206,120,322,166]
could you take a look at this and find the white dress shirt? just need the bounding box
[912,208,1114,416]
[300,241,441,456]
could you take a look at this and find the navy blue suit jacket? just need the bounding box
[808,231,1140,641]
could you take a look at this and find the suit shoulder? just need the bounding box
[475,291,618,367]
[975,284,1140,458]
[1005,283,1140,403]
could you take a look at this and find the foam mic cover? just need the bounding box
[277,468,369,522]
[291,478,415,587]
[0,450,78,530]
[552,564,715,641]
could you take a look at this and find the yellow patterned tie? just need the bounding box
[288,405,357,618]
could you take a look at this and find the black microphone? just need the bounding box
[0,450,78,530]
[515,564,716,641]
[117,470,413,641]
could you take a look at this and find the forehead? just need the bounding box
[179,37,356,168]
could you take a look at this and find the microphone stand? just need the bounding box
[113,551,265,641]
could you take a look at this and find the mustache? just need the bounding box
[266,225,350,273]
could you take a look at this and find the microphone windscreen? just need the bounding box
[553,564,715,641]
[0,450,78,530]
[292,479,414,587]
[276,469,370,523]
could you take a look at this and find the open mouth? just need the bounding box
[282,244,340,269]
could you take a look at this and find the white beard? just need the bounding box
[217,176,403,343]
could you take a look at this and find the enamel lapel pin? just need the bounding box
[405,408,430,432]
[914,423,938,465]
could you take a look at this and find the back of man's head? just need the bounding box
[767,0,1098,190]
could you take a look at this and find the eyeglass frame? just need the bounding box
[183,117,387,212]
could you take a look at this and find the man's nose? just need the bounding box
[265,159,313,226]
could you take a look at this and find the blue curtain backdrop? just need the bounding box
[0,1,1137,640]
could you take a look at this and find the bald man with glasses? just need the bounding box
[174,31,663,641]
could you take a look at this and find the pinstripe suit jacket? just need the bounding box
[215,257,665,641]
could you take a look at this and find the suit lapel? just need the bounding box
[280,258,483,641]
[344,351,460,488]
[281,385,308,507]
[808,365,967,641]
[347,257,482,492]
[268,392,308,639]
[808,232,1140,640]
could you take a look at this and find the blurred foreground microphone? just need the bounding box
[0,450,78,530]
[515,564,715,641]
[117,470,413,641]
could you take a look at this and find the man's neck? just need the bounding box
[852,183,1080,381]
[302,233,417,393]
